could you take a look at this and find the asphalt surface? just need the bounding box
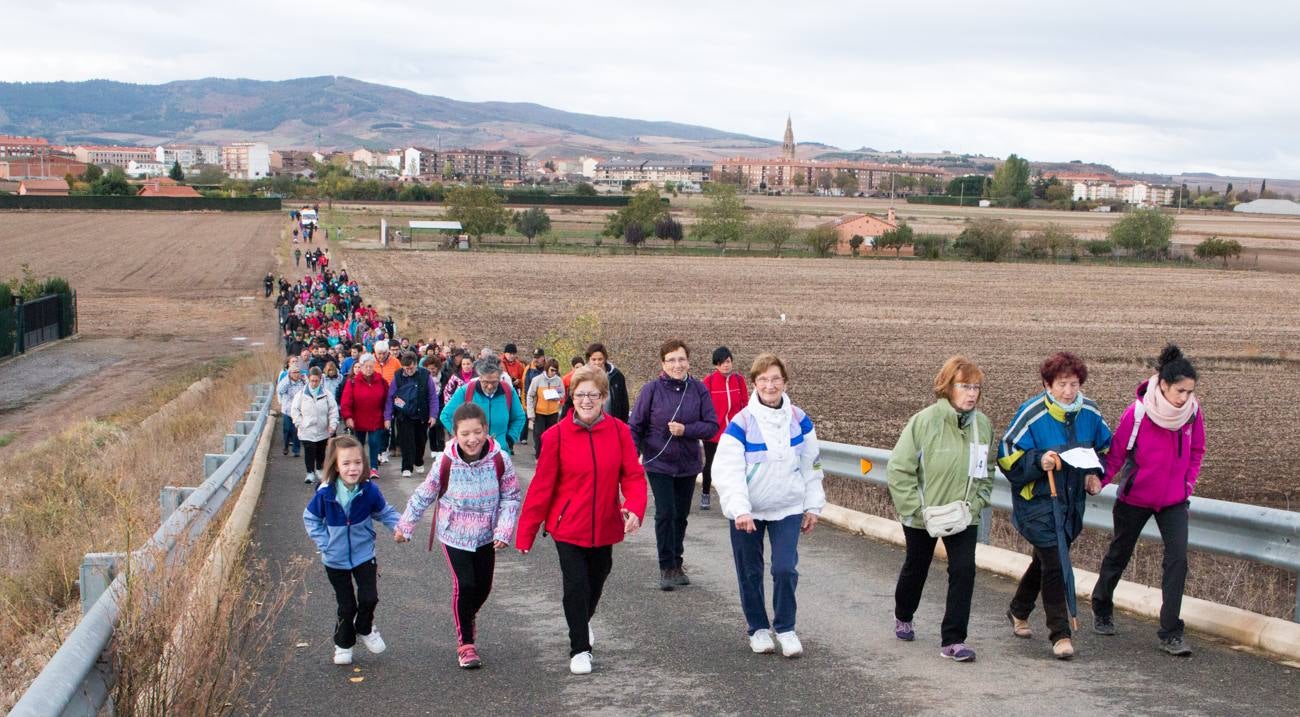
[247,429,1300,716]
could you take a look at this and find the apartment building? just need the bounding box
[155,144,220,169]
[221,142,271,179]
[72,145,156,167]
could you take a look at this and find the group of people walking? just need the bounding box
[272,249,1207,676]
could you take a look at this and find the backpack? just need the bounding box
[464,378,514,406]
[393,370,425,419]
[427,448,506,551]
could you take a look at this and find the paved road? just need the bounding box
[247,430,1299,716]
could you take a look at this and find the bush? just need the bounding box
[953,219,1017,262]
[1110,208,1174,259]
[1085,239,1114,257]
[913,234,948,260]
[876,222,914,256]
[1193,236,1243,266]
[802,226,840,257]
[1022,223,1078,261]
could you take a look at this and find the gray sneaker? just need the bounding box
[1160,636,1192,656]
[700,493,711,510]
[659,569,675,591]
[1093,615,1116,636]
[671,566,691,587]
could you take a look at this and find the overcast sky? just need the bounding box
[5,1,1298,177]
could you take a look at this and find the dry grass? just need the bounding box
[0,349,281,709]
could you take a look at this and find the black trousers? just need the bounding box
[441,543,496,646]
[895,525,978,646]
[647,472,695,570]
[324,558,379,649]
[302,439,328,474]
[428,422,445,455]
[394,416,426,472]
[533,412,559,459]
[1010,544,1072,642]
[555,541,613,657]
[701,441,719,495]
[1092,500,1190,639]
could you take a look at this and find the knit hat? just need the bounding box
[712,346,733,366]
[503,343,518,355]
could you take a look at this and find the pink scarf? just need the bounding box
[1142,375,1198,430]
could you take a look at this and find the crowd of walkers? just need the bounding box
[272,251,1207,675]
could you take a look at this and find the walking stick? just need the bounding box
[1045,452,1079,631]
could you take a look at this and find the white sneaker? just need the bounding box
[569,651,593,675]
[401,469,413,478]
[304,472,314,484]
[358,629,386,654]
[414,464,425,474]
[378,452,388,465]
[749,629,776,654]
[775,630,803,658]
[333,645,353,665]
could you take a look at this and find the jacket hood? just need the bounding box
[447,437,501,468]
[1134,378,1151,400]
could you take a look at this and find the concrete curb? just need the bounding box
[817,502,1300,662]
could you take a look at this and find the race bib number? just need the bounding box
[543,388,560,401]
[969,444,989,477]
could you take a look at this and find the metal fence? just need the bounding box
[9,383,273,717]
[818,440,1300,622]
[1,291,78,357]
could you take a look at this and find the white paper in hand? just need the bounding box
[1059,447,1103,471]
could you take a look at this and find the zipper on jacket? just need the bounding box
[556,499,571,528]
[588,430,599,545]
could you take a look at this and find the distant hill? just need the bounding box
[0,76,778,160]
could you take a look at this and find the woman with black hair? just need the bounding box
[1092,345,1206,656]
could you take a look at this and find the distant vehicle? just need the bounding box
[300,209,319,227]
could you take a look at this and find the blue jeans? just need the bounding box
[355,430,385,470]
[729,513,802,635]
[282,415,301,455]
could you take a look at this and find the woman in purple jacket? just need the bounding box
[1092,345,1206,656]
[629,339,719,591]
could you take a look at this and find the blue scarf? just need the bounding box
[1046,391,1084,414]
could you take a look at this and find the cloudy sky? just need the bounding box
[5,1,1298,177]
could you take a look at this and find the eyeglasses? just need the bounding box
[955,383,982,392]
[573,392,602,402]
[755,377,786,386]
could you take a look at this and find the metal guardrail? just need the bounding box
[818,440,1300,622]
[10,383,273,717]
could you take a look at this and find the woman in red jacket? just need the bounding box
[339,354,389,479]
[700,346,748,510]
[516,365,648,676]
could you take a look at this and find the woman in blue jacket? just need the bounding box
[998,352,1111,660]
[629,339,718,591]
[304,435,401,666]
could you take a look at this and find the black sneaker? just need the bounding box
[671,566,691,587]
[700,494,711,510]
[659,569,675,591]
[1160,636,1192,656]
[1093,615,1116,636]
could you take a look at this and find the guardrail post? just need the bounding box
[235,420,256,435]
[204,453,232,478]
[79,553,126,616]
[224,433,246,454]
[244,410,261,421]
[977,506,992,543]
[160,486,198,522]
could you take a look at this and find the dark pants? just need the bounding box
[324,558,379,649]
[441,543,496,646]
[729,513,802,635]
[354,429,384,471]
[428,422,445,455]
[895,524,978,646]
[555,541,613,657]
[281,415,301,455]
[1092,500,1190,639]
[533,412,559,459]
[394,416,426,472]
[302,439,328,474]
[647,472,696,570]
[1010,544,1072,643]
[701,441,719,496]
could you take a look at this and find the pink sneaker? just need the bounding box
[457,644,481,669]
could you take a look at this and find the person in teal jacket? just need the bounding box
[440,355,526,454]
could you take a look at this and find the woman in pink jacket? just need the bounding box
[700,347,748,511]
[1091,345,1205,657]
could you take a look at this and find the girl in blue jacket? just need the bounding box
[304,435,401,666]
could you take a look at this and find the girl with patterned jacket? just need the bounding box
[711,354,825,659]
[394,403,522,669]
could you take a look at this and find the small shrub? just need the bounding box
[1086,239,1115,257]
[1110,208,1174,259]
[913,233,948,260]
[953,219,1016,262]
[802,226,840,258]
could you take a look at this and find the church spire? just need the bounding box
[782,115,795,160]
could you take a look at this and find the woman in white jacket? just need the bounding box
[713,353,825,659]
[292,366,340,484]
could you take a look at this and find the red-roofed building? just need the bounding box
[72,145,156,167]
[0,135,51,157]
[18,179,70,196]
[0,156,89,179]
[138,180,201,197]
[823,209,902,255]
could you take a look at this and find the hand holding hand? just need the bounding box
[492,540,508,550]
[667,421,685,437]
[734,514,757,533]
[801,512,819,534]
[393,529,408,543]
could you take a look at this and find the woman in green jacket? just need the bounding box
[887,356,996,663]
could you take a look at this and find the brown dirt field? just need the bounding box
[0,212,283,454]
[343,250,1300,510]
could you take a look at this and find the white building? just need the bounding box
[579,156,603,178]
[126,160,167,178]
[155,144,220,169]
[593,159,711,187]
[221,142,271,180]
[403,147,425,177]
[1072,180,1175,206]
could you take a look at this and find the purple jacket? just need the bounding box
[1102,380,1206,511]
[383,367,439,422]
[629,374,718,477]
